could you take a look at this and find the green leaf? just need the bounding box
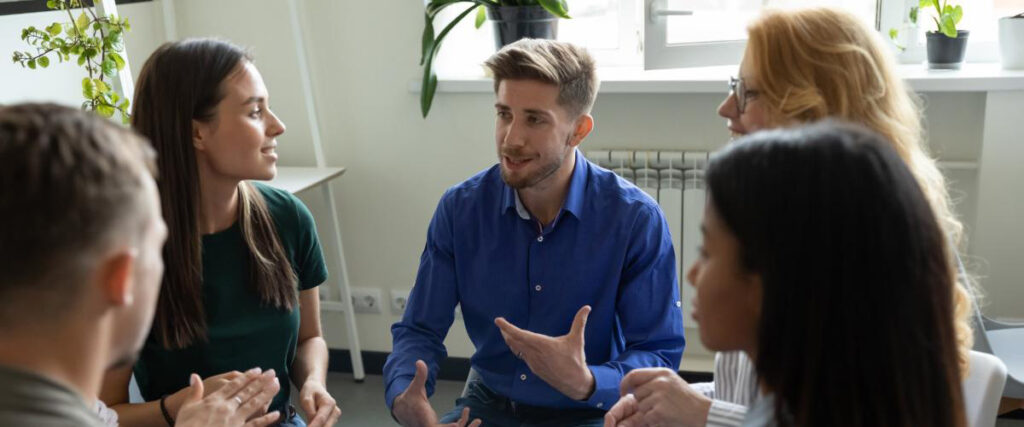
[27,59,36,69]
[889,28,899,40]
[76,11,89,32]
[46,0,56,9]
[77,54,86,66]
[952,5,962,24]
[101,57,117,77]
[909,6,918,24]
[82,77,95,99]
[38,56,50,68]
[420,15,435,66]
[536,0,570,19]
[475,5,487,29]
[109,52,125,70]
[46,23,62,36]
[96,104,115,118]
[940,13,957,37]
[95,79,109,94]
[421,4,478,117]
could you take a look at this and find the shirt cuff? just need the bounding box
[385,376,413,410]
[584,365,622,410]
[705,399,747,427]
[691,381,716,399]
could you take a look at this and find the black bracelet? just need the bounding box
[159,394,174,426]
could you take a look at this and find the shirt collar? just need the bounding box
[501,148,588,221]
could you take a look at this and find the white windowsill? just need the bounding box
[409,63,1024,94]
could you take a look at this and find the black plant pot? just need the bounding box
[926,30,970,69]
[487,6,558,51]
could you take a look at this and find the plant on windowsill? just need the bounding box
[919,0,968,69]
[888,5,919,52]
[11,0,132,123]
[420,0,571,118]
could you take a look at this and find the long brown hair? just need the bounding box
[744,7,974,371]
[132,39,297,349]
[708,122,966,427]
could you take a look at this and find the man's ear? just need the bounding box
[97,249,137,307]
[568,114,594,148]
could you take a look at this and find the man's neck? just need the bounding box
[0,316,108,406]
[518,150,576,227]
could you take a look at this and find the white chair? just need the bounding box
[972,306,1024,399]
[957,255,1024,399]
[963,351,1009,427]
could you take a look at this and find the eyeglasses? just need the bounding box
[728,76,759,115]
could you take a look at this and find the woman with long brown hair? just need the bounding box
[99,38,340,427]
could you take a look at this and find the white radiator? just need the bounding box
[585,149,708,329]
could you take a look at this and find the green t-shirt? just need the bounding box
[134,182,328,413]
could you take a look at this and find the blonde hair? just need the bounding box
[484,38,600,118]
[745,7,974,372]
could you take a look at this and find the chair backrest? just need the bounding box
[963,351,1008,427]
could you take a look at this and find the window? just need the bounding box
[428,0,1024,77]
[644,0,882,69]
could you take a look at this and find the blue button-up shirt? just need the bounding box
[384,150,685,410]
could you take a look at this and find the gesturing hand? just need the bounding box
[176,369,282,427]
[494,305,595,401]
[392,360,482,427]
[299,380,341,427]
[606,368,712,427]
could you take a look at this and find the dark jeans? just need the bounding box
[438,378,606,427]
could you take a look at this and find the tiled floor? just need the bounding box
[321,373,1024,426]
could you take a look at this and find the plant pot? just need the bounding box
[486,6,558,51]
[926,30,969,70]
[999,14,1024,70]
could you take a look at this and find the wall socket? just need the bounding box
[350,288,382,314]
[390,289,410,315]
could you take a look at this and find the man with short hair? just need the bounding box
[385,39,686,426]
[0,103,279,427]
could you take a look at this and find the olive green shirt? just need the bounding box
[0,364,105,427]
[134,183,328,413]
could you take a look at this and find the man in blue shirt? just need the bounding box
[384,39,686,426]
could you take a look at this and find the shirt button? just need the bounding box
[676,301,682,307]
[520,374,527,381]
[597,403,604,408]
[535,284,542,291]
[536,236,544,242]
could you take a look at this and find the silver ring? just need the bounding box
[233,396,242,406]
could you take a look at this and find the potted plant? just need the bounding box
[999,12,1024,69]
[11,0,132,122]
[889,6,919,52]
[919,0,968,69]
[419,0,570,117]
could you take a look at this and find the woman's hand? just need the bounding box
[606,368,713,427]
[299,380,341,427]
[176,369,281,427]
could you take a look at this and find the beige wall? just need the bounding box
[1,1,1015,364]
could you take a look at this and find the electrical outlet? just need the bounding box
[389,289,410,315]
[350,288,382,314]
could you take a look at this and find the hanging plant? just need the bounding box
[11,0,132,123]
